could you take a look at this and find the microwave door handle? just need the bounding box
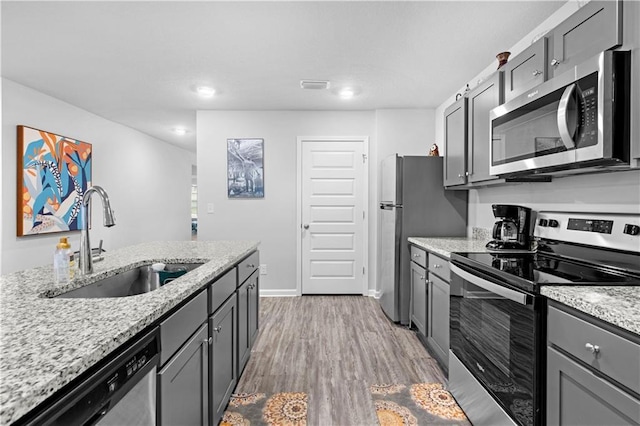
[557,83,578,150]
[450,264,531,306]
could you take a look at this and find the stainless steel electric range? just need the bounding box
[448,211,640,426]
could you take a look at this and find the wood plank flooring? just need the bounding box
[235,296,447,425]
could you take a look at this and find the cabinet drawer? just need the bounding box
[160,290,207,366]
[410,246,427,268]
[548,305,640,395]
[209,268,236,314]
[428,254,450,281]
[238,251,259,286]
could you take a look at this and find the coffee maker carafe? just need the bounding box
[486,204,533,251]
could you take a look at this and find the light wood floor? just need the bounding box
[235,296,447,425]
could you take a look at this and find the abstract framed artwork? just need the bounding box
[227,138,264,198]
[17,126,92,236]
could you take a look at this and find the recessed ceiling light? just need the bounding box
[339,88,355,99]
[196,86,216,97]
[173,127,188,135]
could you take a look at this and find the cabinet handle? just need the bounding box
[419,276,425,281]
[413,253,420,258]
[214,326,222,333]
[532,69,543,77]
[585,343,600,354]
[205,337,212,344]
[550,58,561,68]
[433,264,442,268]
[247,264,255,268]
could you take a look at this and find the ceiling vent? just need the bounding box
[300,80,330,90]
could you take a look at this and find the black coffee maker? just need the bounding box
[485,204,533,251]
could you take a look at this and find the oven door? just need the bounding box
[449,263,544,426]
[489,50,626,177]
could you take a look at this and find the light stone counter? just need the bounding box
[407,234,639,337]
[541,286,640,336]
[0,240,259,425]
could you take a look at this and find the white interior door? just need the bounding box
[299,138,367,295]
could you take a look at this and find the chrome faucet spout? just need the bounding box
[79,186,115,275]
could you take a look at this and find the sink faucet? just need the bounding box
[79,186,115,275]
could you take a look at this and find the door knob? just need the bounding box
[303,224,309,230]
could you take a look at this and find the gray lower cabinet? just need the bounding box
[248,272,259,347]
[547,347,640,425]
[426,273,449,372]
[210,295,237,426]
[410,260,427,337]
[158,323,209,426]
[546,303,640,425]
[549,0,622,78]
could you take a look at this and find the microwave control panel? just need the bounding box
[575,72,598,146]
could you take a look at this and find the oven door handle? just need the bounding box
[450,264,531,306]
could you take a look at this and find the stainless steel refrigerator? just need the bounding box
[379,155,467,324]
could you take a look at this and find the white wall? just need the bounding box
[1,79,194,274]
[433,0,640,231]
[196,109,434,295]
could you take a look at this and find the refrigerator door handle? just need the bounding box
[380,204,402,210]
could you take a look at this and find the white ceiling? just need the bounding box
[1,1,565,152]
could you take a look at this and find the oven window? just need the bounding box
[451,278,536,426]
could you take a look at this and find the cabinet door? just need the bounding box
[158,324,209,426]
[427,274,449,371]
[550,0,622,78]
[503,36,547,103]
[248,273,259,347]
[467,72,503,184]
[410,261,427,337]
[210,296,237,426]
[547,347,640,425]
[237,279,250,377]
[443,97,468,187]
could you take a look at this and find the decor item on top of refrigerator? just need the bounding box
[378,155,467,324]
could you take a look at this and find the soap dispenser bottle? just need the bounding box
[53,237,72,284]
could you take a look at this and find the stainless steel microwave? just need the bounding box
[489,50,630,177]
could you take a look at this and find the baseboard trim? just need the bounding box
[259,289,298,297]
[368,289,381,299]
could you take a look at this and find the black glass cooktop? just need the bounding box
[451,250,640,294]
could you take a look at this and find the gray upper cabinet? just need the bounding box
[549,0,622,78]
[443,97,468,187]
[158,324,209,426]
[467,71,504,184]
[503,37,548,103]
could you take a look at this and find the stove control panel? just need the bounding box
[535,212,640,253]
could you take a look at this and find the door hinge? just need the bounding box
[363,266,366,275]
[362,153,367,163]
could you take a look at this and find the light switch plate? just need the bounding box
[259,264,267,275]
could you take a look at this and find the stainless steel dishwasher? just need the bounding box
[27,328,159,426]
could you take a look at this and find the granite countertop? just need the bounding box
[408,236,491,259]
[0,240,259,425]
[541,286,640,336]
[407,234,640,337]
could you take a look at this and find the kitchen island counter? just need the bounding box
[0,240,259,425]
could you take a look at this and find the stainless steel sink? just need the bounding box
[54,263,203,299]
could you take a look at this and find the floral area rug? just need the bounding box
[370,383,471,426]
[221,392,308,426]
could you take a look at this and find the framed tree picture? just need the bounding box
[17,126,92,236]
[227,138,264,198]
